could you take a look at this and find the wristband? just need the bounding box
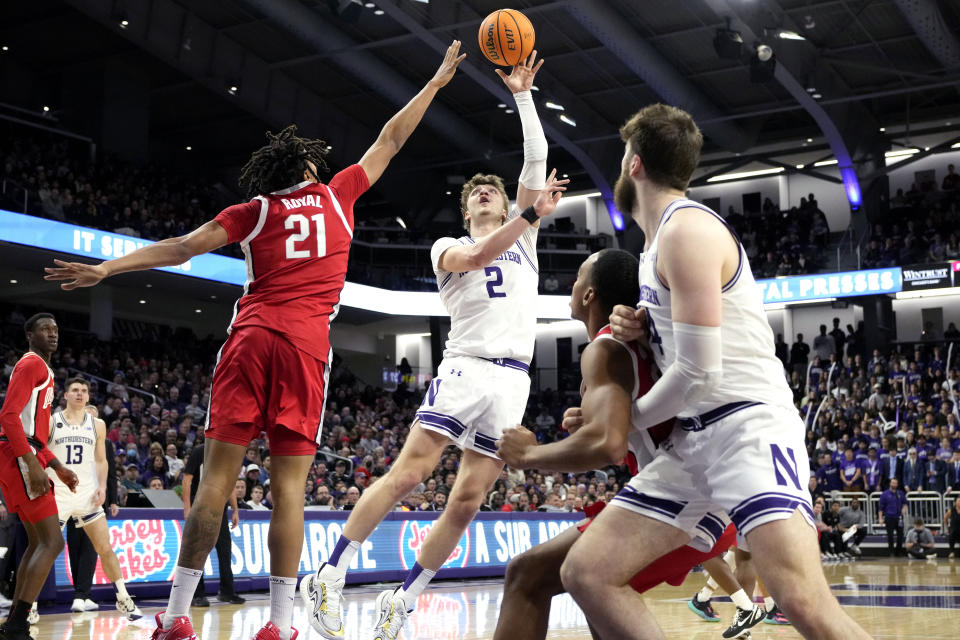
[520,206,539,225]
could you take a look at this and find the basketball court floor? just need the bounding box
[18,558,960,639]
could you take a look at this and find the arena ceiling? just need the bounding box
[1,0,958,226]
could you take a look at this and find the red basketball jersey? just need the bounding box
[0,352,56,467]
[214,165,369,363]
[592,325,673,476]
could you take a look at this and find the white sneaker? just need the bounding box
[70,598,86,613]
[300,563,345,638]
[27,602,39,624]
[369,589,408,640]
[117,596,143,620]
[81,598,99,611]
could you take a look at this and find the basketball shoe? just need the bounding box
[764,605,791,625]
[722,604,765,638]
[687,594,720,621]
[117,595,143,620]
[26,602,38,625]
[252,622,299,640]
[299,563,345,638]
[370,589,409,640]
[151,612,198,640]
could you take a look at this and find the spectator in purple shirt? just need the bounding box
[840,448,864,491]
[862,448,881,493]
[878,478,908,556]
[816,453,843,494]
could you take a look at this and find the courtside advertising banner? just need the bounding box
[54,509,581,587]
[901,263,953,291]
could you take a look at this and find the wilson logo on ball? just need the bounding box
[478,8,535,66]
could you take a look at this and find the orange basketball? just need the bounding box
[478,8,535,66]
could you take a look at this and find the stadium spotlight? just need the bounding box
[750,44,776,83]
[713,28,744,60]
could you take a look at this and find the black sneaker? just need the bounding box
[191,596,210,608]
[217,593,245,605]
[722,605,765,638]
[687,594,721,621]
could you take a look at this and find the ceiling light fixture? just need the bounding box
[545,101,565,111]
[811,92,822,99]
[119,19,129,29]
[777,30,805,40]
[706,167,785,183]
[813,159,838,167]
[559,114,576,127]
[185,145,192,151]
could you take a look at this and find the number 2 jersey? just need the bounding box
[213,165,370,364]
[430,206,539,363]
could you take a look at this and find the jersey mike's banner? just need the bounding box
[756,267,902,304]
[900,263,955,291]
[53,509,581,587]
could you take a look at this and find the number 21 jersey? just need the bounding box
[431,206,539,363]
[214,165,369,364]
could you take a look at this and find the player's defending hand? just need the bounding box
[497,426,537,469]
[44,259,109,290]
[561,407,584,434]
[495,50,544,94]
[231,508,240,529]
[533,169,570,219]
[428,40,467,89]
[610,305,648,343]
[56,466,80,493]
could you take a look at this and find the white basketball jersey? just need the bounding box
[431,206,539,362]
[637,199,794,416]
[48,409,98,491]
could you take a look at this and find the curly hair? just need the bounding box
[238,124,330,200]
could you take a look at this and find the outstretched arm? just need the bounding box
[358,40,466,186]
[45,220,229,290]
[495,51,547,211]
[497,339,635,471]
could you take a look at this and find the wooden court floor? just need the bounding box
[19,558,960,639]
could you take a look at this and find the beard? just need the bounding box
[613,171,637,215]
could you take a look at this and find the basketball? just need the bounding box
[478,8,535,66]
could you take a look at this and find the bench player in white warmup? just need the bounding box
[30,377,141,622]
[301,52,568,640]
[558,104,873,640]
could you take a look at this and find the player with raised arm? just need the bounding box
[300,52,563,640]
[45,41,467,640]
[493,249,739,640]
[557,104,873,640]
[0,313,79,640]
[23,377,142,623]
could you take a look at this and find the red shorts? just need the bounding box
[578,501,737,594]
[207,326,327,456]
[0,445,58,524]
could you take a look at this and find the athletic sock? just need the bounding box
[322,537,360,577]
[696,584,715,602]
[269,576,298,640]
[394,563,436,611]
[764,596,776,610]
[8,600,31,628]
[730,589,754,611]
[163,566,203,628]
[115,580,130,601]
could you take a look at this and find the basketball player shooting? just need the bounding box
[557,104,873,640]
[299,51,568,640]
[0,313,79,640]
[493,249,736,640]
[22,377,142,623]
[44,40,467,640]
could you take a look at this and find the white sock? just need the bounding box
[163,566,203,627]
[764,596,775,610]
[696,584,715,602]
[269,576,297,640]
[394,563,436,611]
[321,538,361,578]
[115,580,130,600]
[730,589,754,610]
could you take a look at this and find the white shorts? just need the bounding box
[55,485,104,529]
[614,402,815,540]
[416,356,530,459]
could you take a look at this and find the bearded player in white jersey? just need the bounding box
[300,52,568,640]
[557,104,873,640]
[28,377,141,623]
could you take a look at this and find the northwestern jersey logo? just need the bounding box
[399,521,469,570]
[638,285,661,306]
[770,444,802,490]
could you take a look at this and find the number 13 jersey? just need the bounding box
[214,165,370,364]
[49,409,98,493]
[431,206,539,363]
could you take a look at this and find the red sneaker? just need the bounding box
[152,612,198,640]
[252,622,298,640]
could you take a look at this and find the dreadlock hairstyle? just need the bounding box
[238,124,331,200]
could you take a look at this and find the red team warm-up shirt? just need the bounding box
[0,352,57,467]
[213,165,370,363]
